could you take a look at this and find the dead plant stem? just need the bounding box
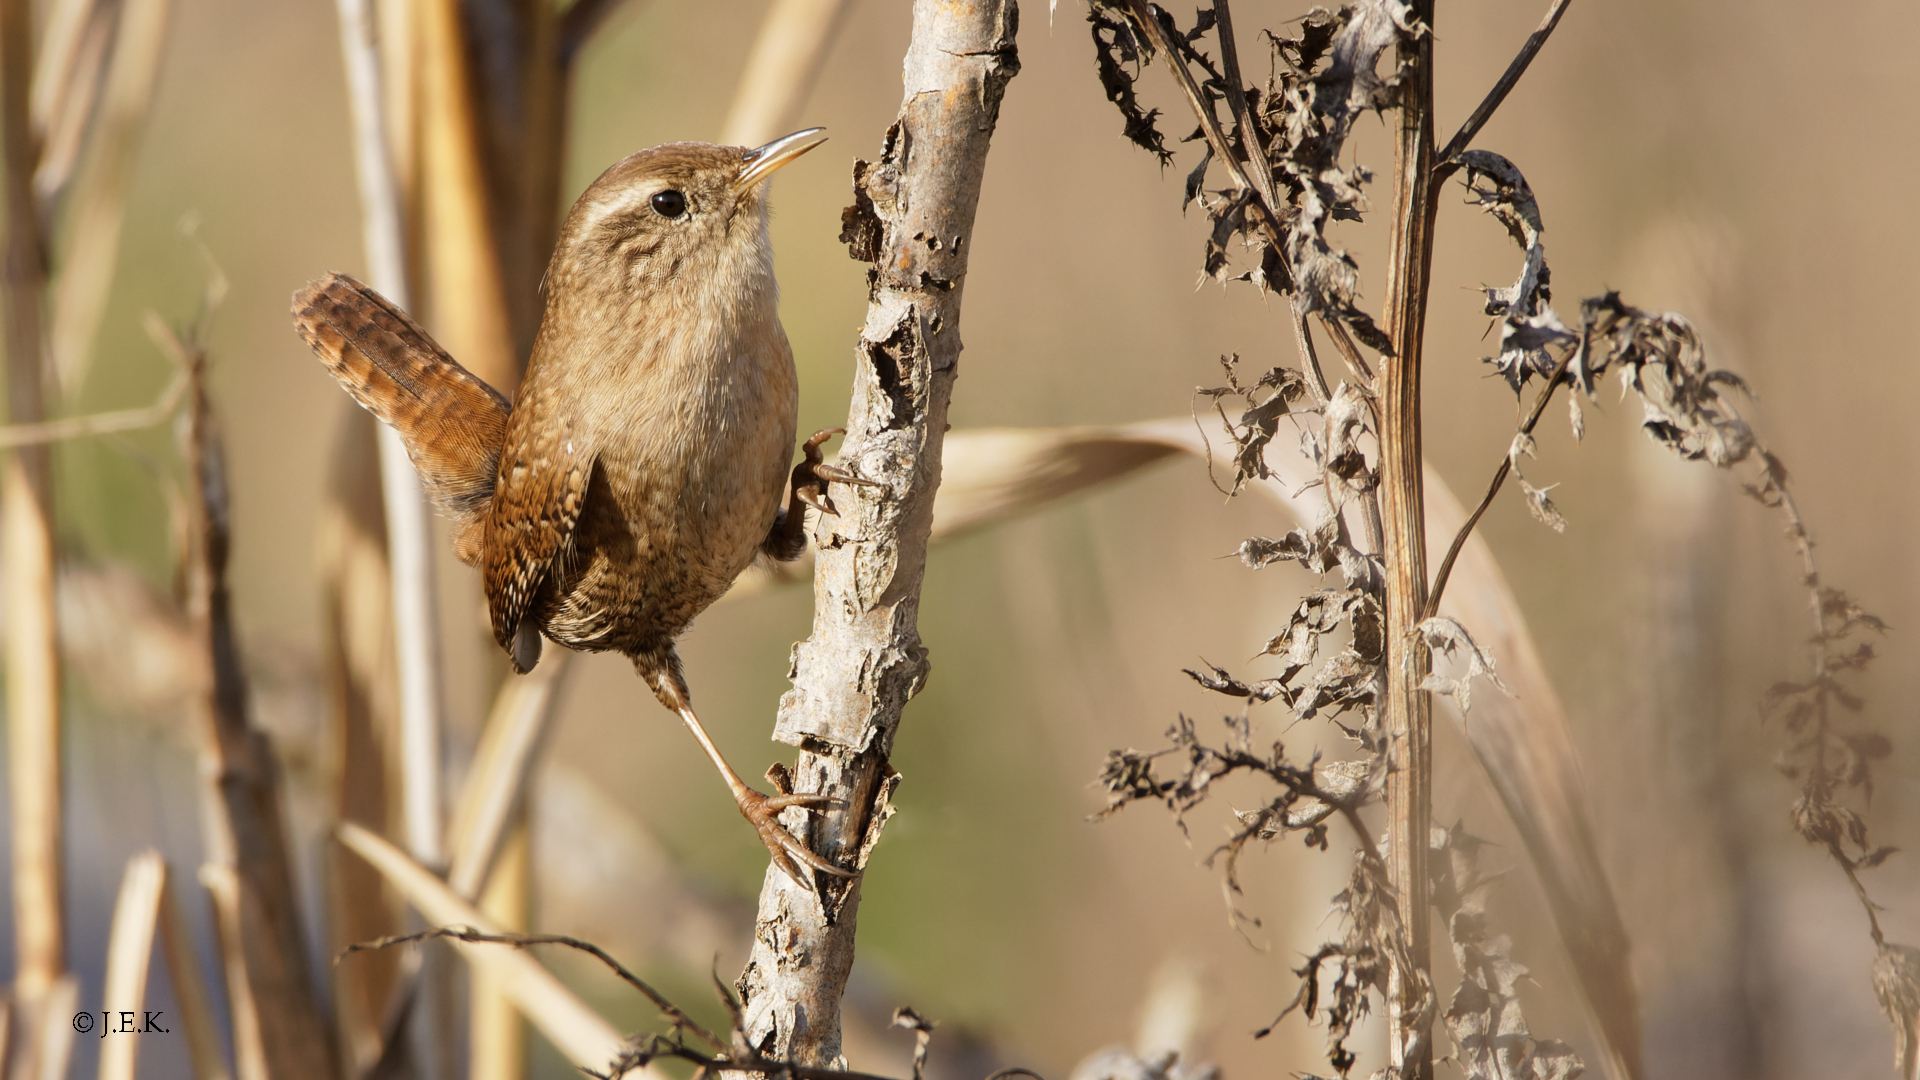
[1764,443,1887,943]
[1378,2,1438,1075]
[1432,0,1573,180]
[1423,336,1580,620]
[1287,300,1333,405]
[1210,0,1278,210]
[170,322,339,1080]
[1122,0,1288,249]
[1,0,67,1010]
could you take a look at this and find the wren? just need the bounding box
[292,129,870,883]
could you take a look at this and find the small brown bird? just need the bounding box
[292,129,870,882]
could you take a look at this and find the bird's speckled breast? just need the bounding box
[533,288,799,654]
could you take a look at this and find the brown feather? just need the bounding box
[481,397,590,662]
[290,272,511,565]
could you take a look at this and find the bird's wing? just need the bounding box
[482,396,590,667]
[291,272,511,564]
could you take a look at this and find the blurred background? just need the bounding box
[7,0,1919,1078]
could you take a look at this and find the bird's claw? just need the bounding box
[793,428,882,517]
[738,787,857,887]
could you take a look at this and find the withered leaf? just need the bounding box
[1518,477,1567,533]
[1416,617,1511,714]
[1294,647,1377,722]
[1088,5,1173,165]
[1184,661,1291,704]
[1860,846,1900,870]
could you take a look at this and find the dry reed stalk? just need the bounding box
[45,0,170,396]
[737,0,1019,1062]
[317,407,405,1074]
[337,823,648,1077]
[97,851,166,1080]
[323,0,626,1063]
[417,0,515,390]
[469,820,530,1080]
[446,650,572,899]
[379,399,445,878]
[323,0,411,1063]
[1378,4,1438,1074]
[167,319,337,1080]
[335,0,450,884]
[336,5,458,1073]
[154,860,231,1080]
[1421,472,1640,1080]
[374,0,419,289]
[345,624,573,1078]
[1,1,69,1070]
[197,865,268,1080]
[465,0,562,368]
[0,353,183,448]
[2,977,77,1080]
[719,0,852,147]
[27,0,107,215]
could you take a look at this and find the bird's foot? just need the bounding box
[792,428,882,517]
[764,429,884,561]
[738,786,857,887]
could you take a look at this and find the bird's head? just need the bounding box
[545,128,828,314]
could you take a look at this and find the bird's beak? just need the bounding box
[735,128,828,191]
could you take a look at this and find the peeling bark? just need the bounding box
[735,0,1020,1065]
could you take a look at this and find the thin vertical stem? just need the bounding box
[418,0,515,390]
[155,865,233,1080]
[45,0,172,396]
[98,852,166,1080]
[334,4,453,1075]
[468,819,530,1080]
[335,0,447,875]
[1379,3,1437,1076]
[719,0,852,147]
[1,0,67,1013]
[325,0,407,1064]
[382,424,445,866]
[169,319,338,1080]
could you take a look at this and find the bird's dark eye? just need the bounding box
[650,190,687,218]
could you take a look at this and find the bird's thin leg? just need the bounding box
[637,649,855,885]
[762,428,883,562]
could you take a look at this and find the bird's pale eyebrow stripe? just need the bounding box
[576,187,651,234]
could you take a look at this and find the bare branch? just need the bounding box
[341,926,727,1052]
[1424,333,1580,620]
[739,0,1020,1064]
[1433,0,1574,176]
[0,323,185,447]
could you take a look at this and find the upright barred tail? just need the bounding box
[291,272,512,565]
